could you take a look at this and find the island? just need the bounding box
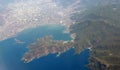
[22,36,74,63]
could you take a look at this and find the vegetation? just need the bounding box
[22,36,74,63]
[70,4,120,70]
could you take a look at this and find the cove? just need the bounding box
[0,25,90,70]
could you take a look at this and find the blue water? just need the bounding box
[0,25,90,70]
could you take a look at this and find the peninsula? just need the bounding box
[22,36,74,63]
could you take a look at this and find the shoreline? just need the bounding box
[0,23,71,42]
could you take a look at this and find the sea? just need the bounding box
[0,25,90,70]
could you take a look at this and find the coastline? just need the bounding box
[21,25,75,63]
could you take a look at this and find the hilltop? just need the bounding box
[70,1,120,70]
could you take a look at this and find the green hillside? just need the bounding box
[70,4,120,70]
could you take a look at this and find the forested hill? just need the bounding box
[71,4,120,51]
[69,1,120,70]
